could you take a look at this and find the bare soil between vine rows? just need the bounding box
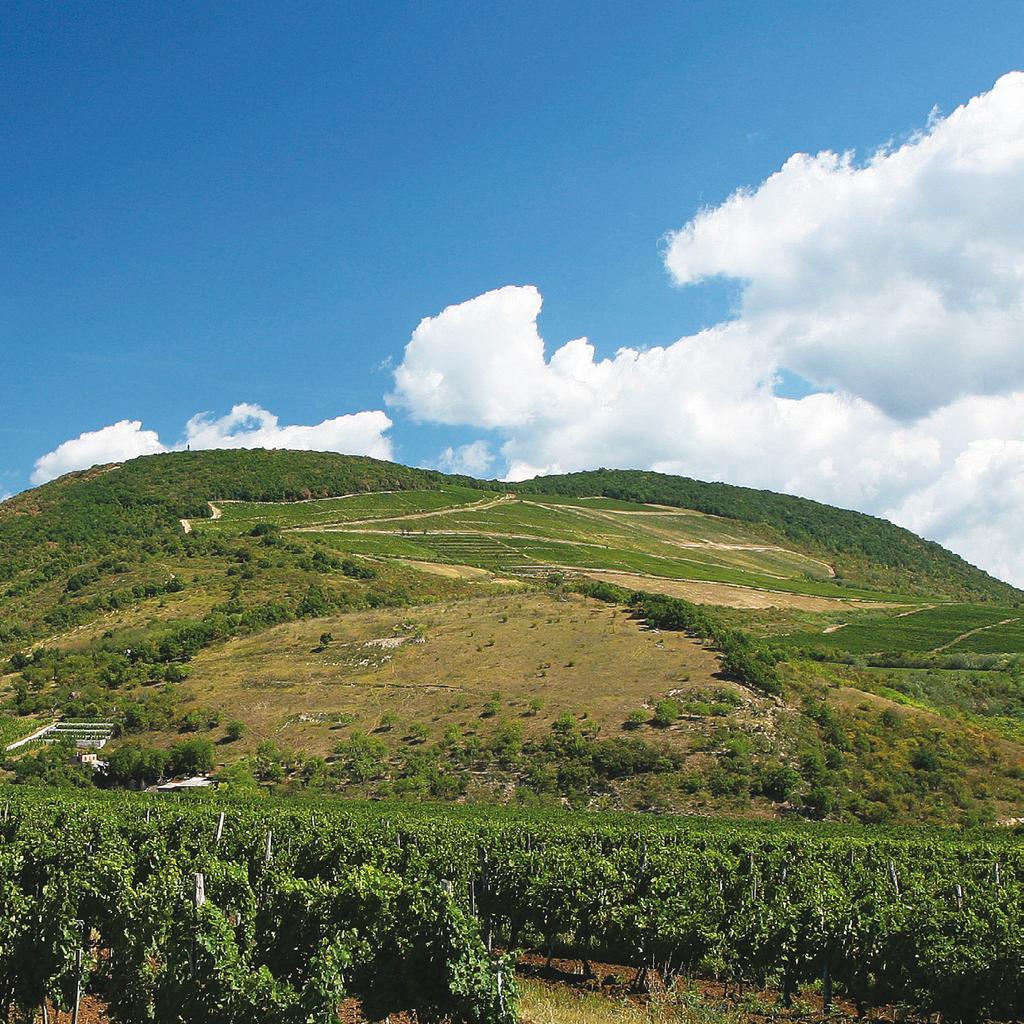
[517,954,905,1022]
[16,956,931,1024]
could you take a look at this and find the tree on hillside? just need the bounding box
[168,737,215,776]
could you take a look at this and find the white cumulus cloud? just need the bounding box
[31,404,394,485]
[391,285,558,428]
[182,404,393,460]
[388,74,1024,586]
[392,284,1024,583]
[31,420,166,485]
[436,440,495,477]
[664,71,1024,419]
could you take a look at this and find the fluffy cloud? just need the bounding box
[436,440,495,477]
[182,404,393,460]
[664,71,1024,419]
[31,420,165,485]
[31,404,393,485]
[388,75,1024,585]
[889,437,1024,590]
[393,284,1024,582]
[392,286,556,428]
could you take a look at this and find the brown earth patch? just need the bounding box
[579,570,882,612]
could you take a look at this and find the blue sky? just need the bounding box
[4,2,1024,582]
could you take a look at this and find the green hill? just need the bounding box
[1,449,1022,826]
[508,468,1019,602]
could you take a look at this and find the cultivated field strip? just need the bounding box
[190,488,906,602]
[0,794,1021,1023]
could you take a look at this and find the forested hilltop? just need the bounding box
[1,449,1023,826]
[0,450,469,583]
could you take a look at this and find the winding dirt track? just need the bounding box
[178,492,851,608]
[290,493,514,530]
[572,569,885,611]
[181,501,223,533]
[525,500,838,578]
[933,616,1019,652]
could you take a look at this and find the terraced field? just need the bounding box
[779,602,1024,655]
[188,490,904,603]
[210,485,497,528]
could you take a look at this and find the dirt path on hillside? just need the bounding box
[296,527,798,580]
[180,501,222,534]
[932,616,1019,652]
[526,501,838,578]
[289,493,514,530]
[573,569,885,611]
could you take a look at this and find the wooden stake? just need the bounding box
[215,812,225,844]
[888,860,900,895]
[71,920,84,1024]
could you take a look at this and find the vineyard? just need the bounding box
[0,794,1021,1023]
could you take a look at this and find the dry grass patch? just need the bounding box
[175,591,725,757]
[518,979,743,1024]
[394,558,508,582]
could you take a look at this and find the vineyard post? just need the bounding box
[191,873,205,980]
[479,848,493,949]
[215,811,225,844]
[264,829,273,865]
[71,919,84,1024]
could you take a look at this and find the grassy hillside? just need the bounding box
[509,469,1019,602]
[1,449,1022,826]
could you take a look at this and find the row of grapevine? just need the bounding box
[0,792,1021,1022]
[0,799,514,1023]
